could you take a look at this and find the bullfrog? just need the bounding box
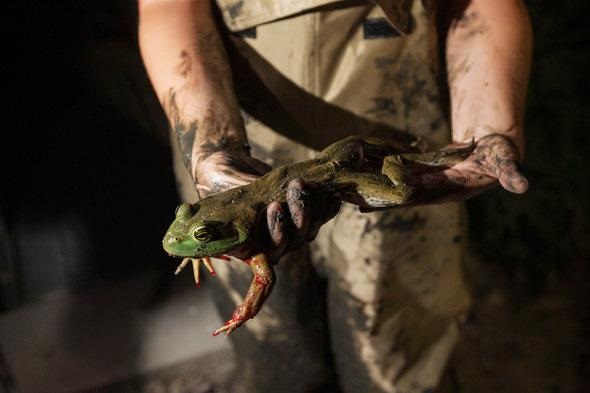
[162,135,475,336]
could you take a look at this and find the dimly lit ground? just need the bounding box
[0,268,232,393]
[2,254,585,393]
[445,257,589,393]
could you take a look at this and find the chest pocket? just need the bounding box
[214,0,413,35]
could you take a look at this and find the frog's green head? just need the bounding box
[162,203,247,258]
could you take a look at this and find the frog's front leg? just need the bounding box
[174,256,216,288]
[212,253,276,336]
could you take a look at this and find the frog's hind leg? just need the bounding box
[334,170,413,209]
[314,135,424,171]
[382,154,410,187]
[212,253,275,336]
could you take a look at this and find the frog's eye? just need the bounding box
[192,226,212,243]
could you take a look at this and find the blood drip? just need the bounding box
[255,275,268,285]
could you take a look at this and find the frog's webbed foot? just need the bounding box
[212,253,275,336]
[174,256,216,287]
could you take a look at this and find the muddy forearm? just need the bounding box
[138,0,248,179]
[445,0,532,158]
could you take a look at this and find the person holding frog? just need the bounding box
[138,0,531,392]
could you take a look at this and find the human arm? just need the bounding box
[410,0,532,203]
[138,0,269,195]
[138,0,331,256]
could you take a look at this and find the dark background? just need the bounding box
[4,0,590,391]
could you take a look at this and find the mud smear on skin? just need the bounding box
[454,11,490,39]
[176,50,192,78]
[163,89,198,171]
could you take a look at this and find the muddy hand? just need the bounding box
[194,149,271,198]
[407,134,529,204]
[266,179,341,260]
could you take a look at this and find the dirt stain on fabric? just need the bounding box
[364,212,426,233]
[227,0,245,19]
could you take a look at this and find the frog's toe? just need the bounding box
[202,256,216,277]
[174,257,191,275]
[174,257,218,288]
[212,319,241,336]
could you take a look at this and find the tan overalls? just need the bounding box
[172,1,472,392]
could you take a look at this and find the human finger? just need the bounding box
[286,179,311,235]
[266,201,287,250]
[494,159,529,194]
[474,135,529,194]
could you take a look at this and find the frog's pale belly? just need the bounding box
[363,195,396,207]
